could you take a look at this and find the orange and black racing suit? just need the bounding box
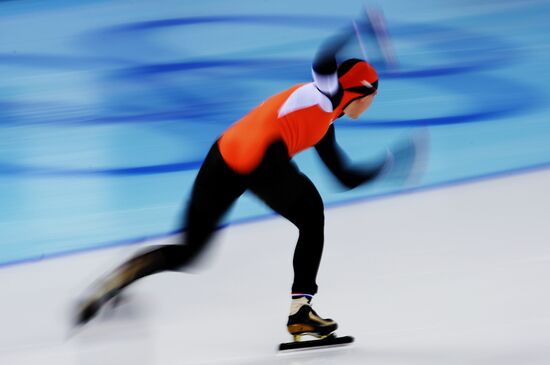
[119,33,381,296]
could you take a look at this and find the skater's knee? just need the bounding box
[298,199,324,230]
[294,185,324,223]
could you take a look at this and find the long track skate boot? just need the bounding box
[75,249,167,326]
[287,296,338,342]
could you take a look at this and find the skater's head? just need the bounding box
[337,58,378,119]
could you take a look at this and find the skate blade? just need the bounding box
[278,335,354,352]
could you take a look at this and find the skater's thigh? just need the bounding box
[250,164,324,227]
[189,143,247,217]
[191,144,246,205]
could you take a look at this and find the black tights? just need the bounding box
[119,141,325,295]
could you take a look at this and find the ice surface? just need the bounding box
[1,169,549,365]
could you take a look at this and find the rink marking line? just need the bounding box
[0,160,549,271]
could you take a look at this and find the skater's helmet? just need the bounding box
[336,58,378,112]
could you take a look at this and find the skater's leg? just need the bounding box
[156,141,249,271]
[108,142,246,279]
[248,142,337,339]
[75,143,246,324]
[249,143,325,296]
[252,177,335,337]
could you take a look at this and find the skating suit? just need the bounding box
[218,80,343,175]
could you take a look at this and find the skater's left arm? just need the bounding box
[315,125,384,189]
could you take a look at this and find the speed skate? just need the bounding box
[279,297,353,351]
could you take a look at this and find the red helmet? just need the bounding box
[338,58,378,96]
[335,59,378,115]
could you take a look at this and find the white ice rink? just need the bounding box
[1,168,548,365]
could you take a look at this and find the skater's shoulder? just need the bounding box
[278,82,333,118]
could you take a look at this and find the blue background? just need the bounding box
[1,0,549,267]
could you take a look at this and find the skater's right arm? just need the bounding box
[311,27,356,107]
